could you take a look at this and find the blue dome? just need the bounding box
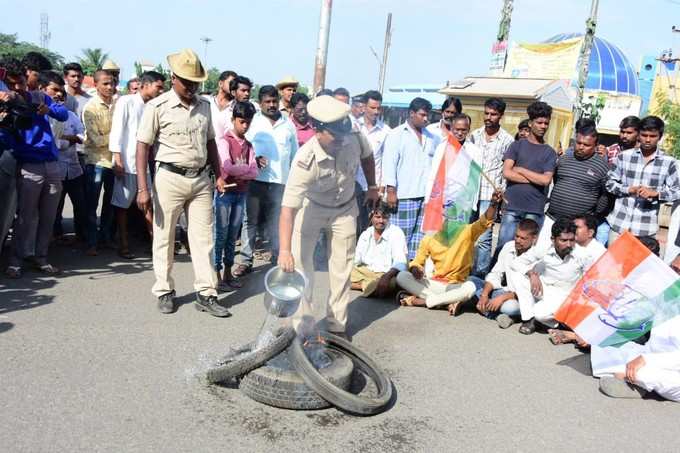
[544,33,639,96]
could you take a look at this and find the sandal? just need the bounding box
[396,291,416,306]
[36,263,60,275]
[548,329,573,345]
[519,320,536,335]
[118,249,135,260]
[232,264,252,278]
[5,266,22,279]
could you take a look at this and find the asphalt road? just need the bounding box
[1,238,678,453]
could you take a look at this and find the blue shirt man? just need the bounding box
[382,97,440,259]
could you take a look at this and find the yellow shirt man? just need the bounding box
[82,94,114,168]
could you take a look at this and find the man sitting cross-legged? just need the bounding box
[509,217,591,334]
[475,218,539,329]
[351,202,408,298]
[395,190,503,314]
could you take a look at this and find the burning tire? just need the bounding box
[240,349,354,410]
[205,327,296,384]
[289,332,393,415]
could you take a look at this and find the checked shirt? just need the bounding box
[606,148,680,236]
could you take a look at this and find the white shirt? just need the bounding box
[50,111,84,180]
[426,120,449,139]
[109,93,146,174]
[425,139,483,205]
[511,245,591,289]
[206,95,233,140]
[355,223,408,273]
[575,239,606,265]
[485,241,520,291]
[355,117,391,190]
[246,112,299,184]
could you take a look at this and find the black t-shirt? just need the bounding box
[503,139,558,214]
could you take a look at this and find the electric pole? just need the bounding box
[573,0,599,125]
[200,36,212,91]
[40,12,51,49]
[378,13,392,94]
[313,0,333,95]
[489,0,513,75]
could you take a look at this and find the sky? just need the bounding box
[4,0,680,94]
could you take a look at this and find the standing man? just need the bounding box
[469,97,514,277]
[101,60,121,94]
[135,48,230,317]
[535,125,609,253]
[276,76,298,116]
[126,78,140,94]
[3,59,67,278]
[207,70,237,139]
[234,85,298,276]
[350,94,365,129]
[290,92,315,147]
[606,116,640,165]
[333,88,350,105]
[382,97,440,260]
[62,62,91,117]
[496,101,557,252]
[278,95,379,338]
[359,90,391,189]
[110,71,166,259]
[21,51,52,91]
[426,97,462,139]
[82,70,116,256]
[606,116,680,244]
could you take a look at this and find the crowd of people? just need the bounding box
[1,48,680,403]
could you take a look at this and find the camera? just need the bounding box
[0,96,36,130]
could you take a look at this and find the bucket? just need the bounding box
[263,266,308,318]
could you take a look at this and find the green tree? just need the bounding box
[203,67,221,93]
[78,48,109,76]
[0,33,63,69]
[655,93,680,159]
[133,61,143,78]
[153,64,172,91]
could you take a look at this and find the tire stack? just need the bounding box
[204,328,393,415]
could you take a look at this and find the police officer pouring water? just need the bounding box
[278,95,379,339]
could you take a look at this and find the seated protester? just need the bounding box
[595,316,680,402]
[351,202,408,298]
[395,190,503,315]
[476,219,539,329]
[574,213,606,262]
[214,101,259,289]
[509,217,591,334]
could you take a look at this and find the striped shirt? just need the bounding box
[547,150,610,220]
[606,148,680,236]
[470,127,514,201]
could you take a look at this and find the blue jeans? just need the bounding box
[84,164,114,248]
[471,200,492,277]
[497,209,544,254]
[473,287,521,318]
[213,191,246,272]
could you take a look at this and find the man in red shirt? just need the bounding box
[290,93,314,147]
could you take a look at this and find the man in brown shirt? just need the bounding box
[136,48,230,317]
[278,95,379,338]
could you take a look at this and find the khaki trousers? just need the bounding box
[151,168,217,298]
[351,266,397,297]
[396,271,476,308]
[292,200,357,333]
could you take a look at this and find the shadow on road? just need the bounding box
[556,352,592,376]
[0,321,14,334]
[347,293,399,337]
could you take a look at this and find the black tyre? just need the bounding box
[289,332,393,415]
[240,349,354,410]
[205,327,295,384]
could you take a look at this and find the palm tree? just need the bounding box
[78,48,108,76]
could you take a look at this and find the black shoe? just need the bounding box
[195,293,232,318]
[158,290,176,314]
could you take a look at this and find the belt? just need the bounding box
[158,161,206,178]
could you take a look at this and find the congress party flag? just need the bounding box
[555,232,680,347]
[422,133,482,245]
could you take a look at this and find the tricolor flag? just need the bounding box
[422,133,482,245]
[555,232,680,347]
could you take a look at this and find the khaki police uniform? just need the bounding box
[282,130,373,333]
[137,88,218,298]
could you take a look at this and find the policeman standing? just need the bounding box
[135,48,230,317]
[278,95,379,338]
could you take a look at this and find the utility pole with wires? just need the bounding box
[313,0,333,95]
[200,36,212,91]
[369,13,392,94]
[572,0,600,125]
[656,27,680,103]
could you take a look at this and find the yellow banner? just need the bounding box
[504,37,582,80]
